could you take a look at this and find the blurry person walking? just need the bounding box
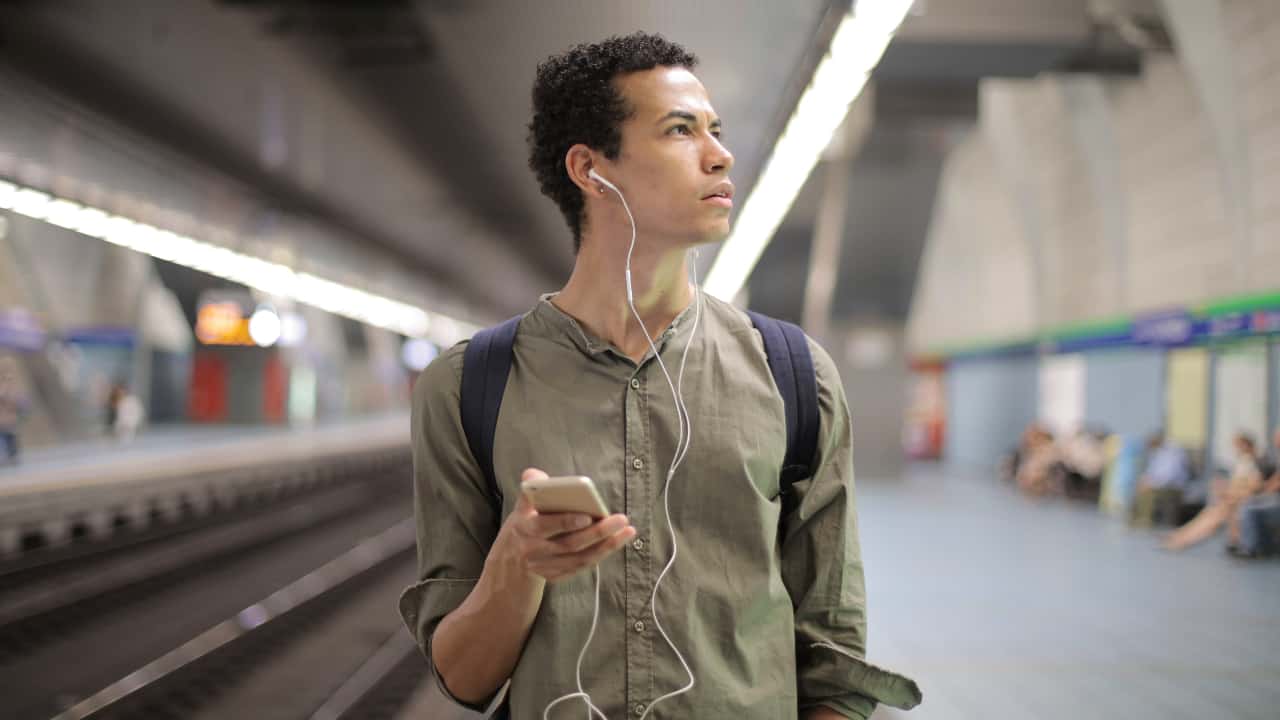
[0,356,28,465]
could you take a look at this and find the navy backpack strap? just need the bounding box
[460,315,523,518]
[745,311,821,506]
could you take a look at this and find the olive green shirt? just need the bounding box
[399,291,920,719]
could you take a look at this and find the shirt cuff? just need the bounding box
[400,577,505,714]
[798,642,923,714]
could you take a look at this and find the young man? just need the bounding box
[400,33,919,719]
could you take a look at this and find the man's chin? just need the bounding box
[696,222,732,246]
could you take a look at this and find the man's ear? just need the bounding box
[565,144,602,195]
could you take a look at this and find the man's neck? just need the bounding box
[552,231,694,363]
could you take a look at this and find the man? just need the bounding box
[399,33,919,719]
[1131,431,1191,528]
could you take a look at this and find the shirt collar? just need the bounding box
[529,290,699,364]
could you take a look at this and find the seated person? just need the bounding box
[1231,428,1280,558]
[1132,432,1191,527]
[1016,426,1058,497]
[1059,426,1107,500]
[1162,432,1262,551]
[1001,422,1047,483]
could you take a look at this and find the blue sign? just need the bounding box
[1208,312,1250,338]
[1133,309,1193,347]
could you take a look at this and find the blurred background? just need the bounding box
[0,1,1277,719]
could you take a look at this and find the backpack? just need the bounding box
[460,309,820,524]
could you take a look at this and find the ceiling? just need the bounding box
[0,0,1161,329]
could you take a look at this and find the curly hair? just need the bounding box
[527,32,698,253]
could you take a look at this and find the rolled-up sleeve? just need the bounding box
[397,342,502,712]
[780,339,922,719]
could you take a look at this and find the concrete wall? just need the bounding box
[908,0,1280,351]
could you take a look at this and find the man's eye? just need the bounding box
[668,125,691,136]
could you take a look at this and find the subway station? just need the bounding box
[1,2,1278,719]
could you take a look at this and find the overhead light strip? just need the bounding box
[703,0,914,301]
[0,178,477,345]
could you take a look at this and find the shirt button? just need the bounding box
[632,457,643,470]
[632,537,645,552]
[634,702,646,716]
[634,620,645,633]
[630,378,640,390]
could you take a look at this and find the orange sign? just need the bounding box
[195,302,254,346]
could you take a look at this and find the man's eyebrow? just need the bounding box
[657,110,722,127]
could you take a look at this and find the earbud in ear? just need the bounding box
[588,168,616,194]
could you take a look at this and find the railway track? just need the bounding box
[54,520,421,720]
[0,462,424,720]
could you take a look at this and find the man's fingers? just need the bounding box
[520,467,549,484]
[526,512,597,539]
[527,524,636,580]
[549,515,631,552]
[512,468,549,518]
[529,512,627,541]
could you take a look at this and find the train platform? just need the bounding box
[862,465,1280,720]
[0,412,408,492]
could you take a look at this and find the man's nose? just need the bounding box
[706,139,734,174]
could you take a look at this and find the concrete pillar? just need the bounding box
[983,82,1049,331]
[1159,0,1254,287]
[1058,75,1130,312]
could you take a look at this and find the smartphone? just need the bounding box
[522,475,609,519]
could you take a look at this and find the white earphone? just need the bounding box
[588,167,617,193]
[559,167,858,715]
[542,168,702,720]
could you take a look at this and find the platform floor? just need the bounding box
[862,465,1280,720]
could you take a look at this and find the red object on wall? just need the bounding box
[188,352,227,422]
[263,352,287,424]
[904,367,947,460]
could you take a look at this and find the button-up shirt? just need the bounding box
[399,291,920,719]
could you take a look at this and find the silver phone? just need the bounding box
[522,475,609,519]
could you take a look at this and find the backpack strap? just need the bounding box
[460,311,821,520]
[460,315,522,518]
[745,311,821,509]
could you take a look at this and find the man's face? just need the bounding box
[604,66,735,248]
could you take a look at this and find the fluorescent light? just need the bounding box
[704,0,913,301]
[248,307,283,347]
[0,180,17,209]
[401,337,438,372]
[0,177,478,345]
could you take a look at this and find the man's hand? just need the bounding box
[491,468,636,583]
